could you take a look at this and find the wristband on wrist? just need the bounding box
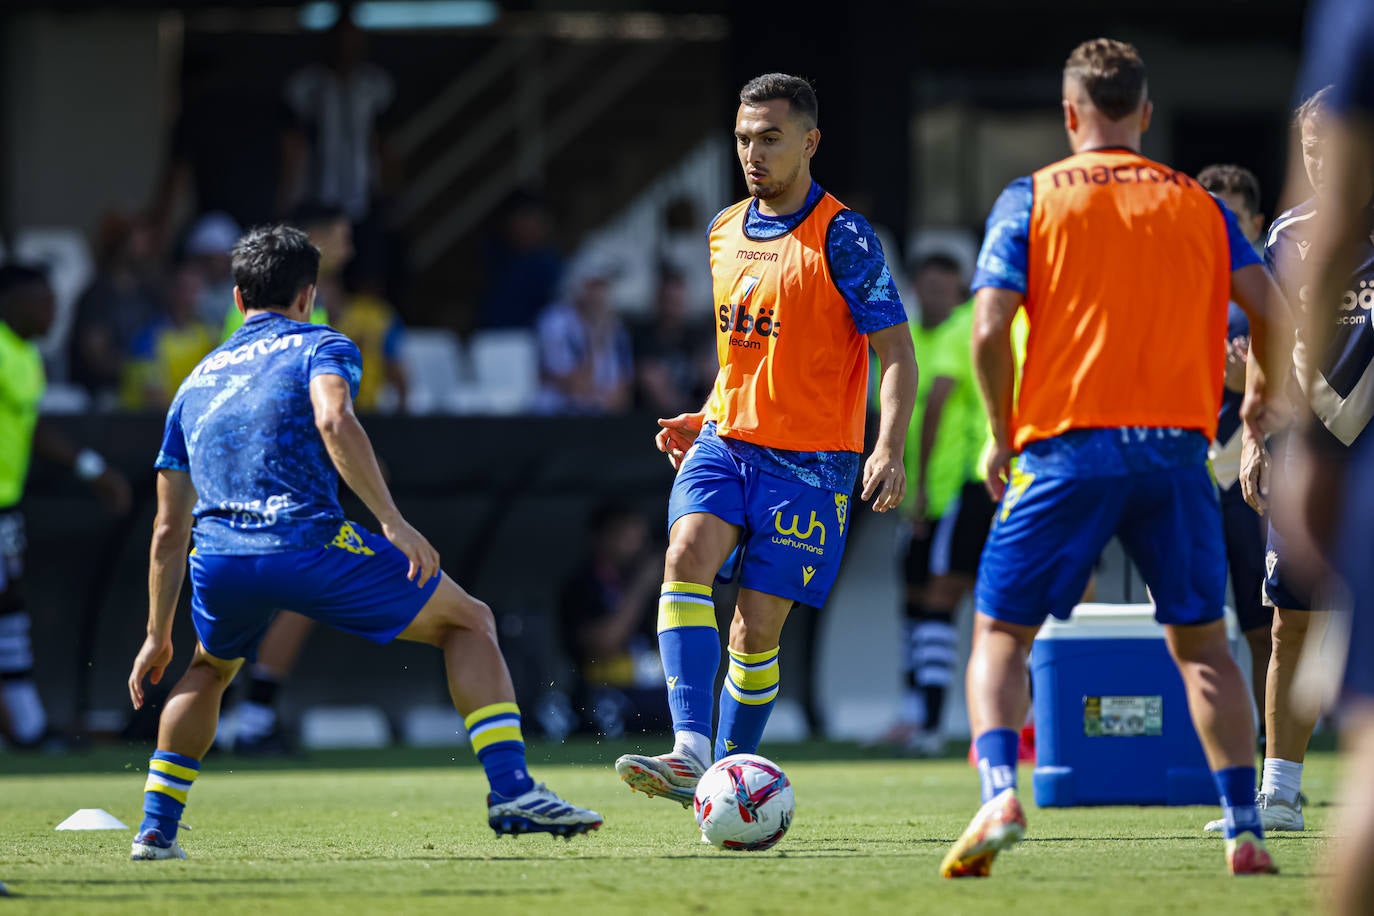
[74,449,107,482]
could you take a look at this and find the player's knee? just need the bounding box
[663,539,715,583]
[1272,610,1311,649]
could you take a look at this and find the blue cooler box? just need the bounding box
[1031,604,1229,807]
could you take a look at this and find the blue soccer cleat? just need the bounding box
[487,783,603,839]
[130,827,187,861]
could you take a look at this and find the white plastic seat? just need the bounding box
[468,328,538,414]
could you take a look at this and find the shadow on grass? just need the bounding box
[0,738,931,777]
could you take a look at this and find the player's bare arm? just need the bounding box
[1232,262,1293,512]
[129,468,197,709]
[863,323,917,512]
[310,372,438,586]
[972,286,1024,499]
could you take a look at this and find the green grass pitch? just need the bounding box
[0,741,1332,914]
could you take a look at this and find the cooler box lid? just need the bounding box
[1036,603,1238,641]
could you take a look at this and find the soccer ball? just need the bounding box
[693,753,794,851]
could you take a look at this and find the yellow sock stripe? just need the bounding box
[149,759,200,783]
[469,725,524,755]
[729,660,780,691]
[144,776,189,804]
[724,679,779,706]
[728,646,779,666]
[464,702,521,731]
[658,601,716,631]
[661,581,712,597]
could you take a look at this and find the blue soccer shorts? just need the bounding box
[188,520,441,661]
[667,431,852,607]
[976,460,1226,628]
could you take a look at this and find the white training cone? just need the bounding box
[55,808,128,831]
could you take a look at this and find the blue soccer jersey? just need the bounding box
[155,312,363,555]
[1265,199,1374,447]
[706,181,906,493]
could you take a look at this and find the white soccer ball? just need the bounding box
[693,753,794,851]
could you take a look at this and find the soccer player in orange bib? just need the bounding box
[939,39,1291,878]
[615,73,917,805]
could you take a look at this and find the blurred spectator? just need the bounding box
[121,264,215,410]
[557,503,669,738]
[336,277,408,413]
[475,191,564,330]
[67,212,164,403]
[184,212,242,330]
[150,50,294,241]
[534,258,633,414]
[658,195,714,314]
[283,16,394,280]
[631,269,716,413]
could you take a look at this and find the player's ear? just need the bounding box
[804,127,820,159]
[1062,98,1078,134]
[233,286,247,315]
[1139,99,1153,134]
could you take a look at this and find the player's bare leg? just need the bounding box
[617,512,737,804]
[132,645,242,860]
[1243,626,1272,741]
[1261,608,1323,828]
[399,574,602,837]
[1166,621,1276,873]
[940,613,1034,878]
[156,645,244,761]
[1335,702,1374,915]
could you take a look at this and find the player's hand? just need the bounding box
[861,448,905,512]
[656,412,705,470]
[91,468,132,516]
[382,518,440,587]
[983,445,1016,502]
[1239,431,1270,514]
[128,634,173,710]
[1223,336,1249,394]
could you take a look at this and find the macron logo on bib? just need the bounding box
[192,334,304,378]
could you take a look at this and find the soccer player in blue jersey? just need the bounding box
[126,226,600,860]
[614,74,917,806]
[1228,86,1374,835]
[1196,164,1272,751]
[1271,0,1374,908]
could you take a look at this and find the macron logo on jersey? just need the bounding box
[192,334,305,379]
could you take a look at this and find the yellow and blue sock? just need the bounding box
[466,702,535,799]
[974,728,1018,803]
[1214,765,1263,839]
[716,645,780,759]
[657,581,720,762]
[140,750,200,841]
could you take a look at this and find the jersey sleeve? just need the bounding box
[825,211,907,334]
[154,399,190,472]
[309,333,363,400]
[972,177,1033,294]
[1210,196,1263,271]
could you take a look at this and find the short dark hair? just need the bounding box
[1064,38,1148,121]
[913,253,962,277]
[1197,164,1262,218]
[231,225,321,312]
[739,73,818,127]
[1295,84,1333,129]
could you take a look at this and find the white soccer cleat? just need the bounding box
[487,783,603,839]
[1203,791,1304,833]
[130,827,187,861]
[615,750,706,808]
[939,788,1027,878]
